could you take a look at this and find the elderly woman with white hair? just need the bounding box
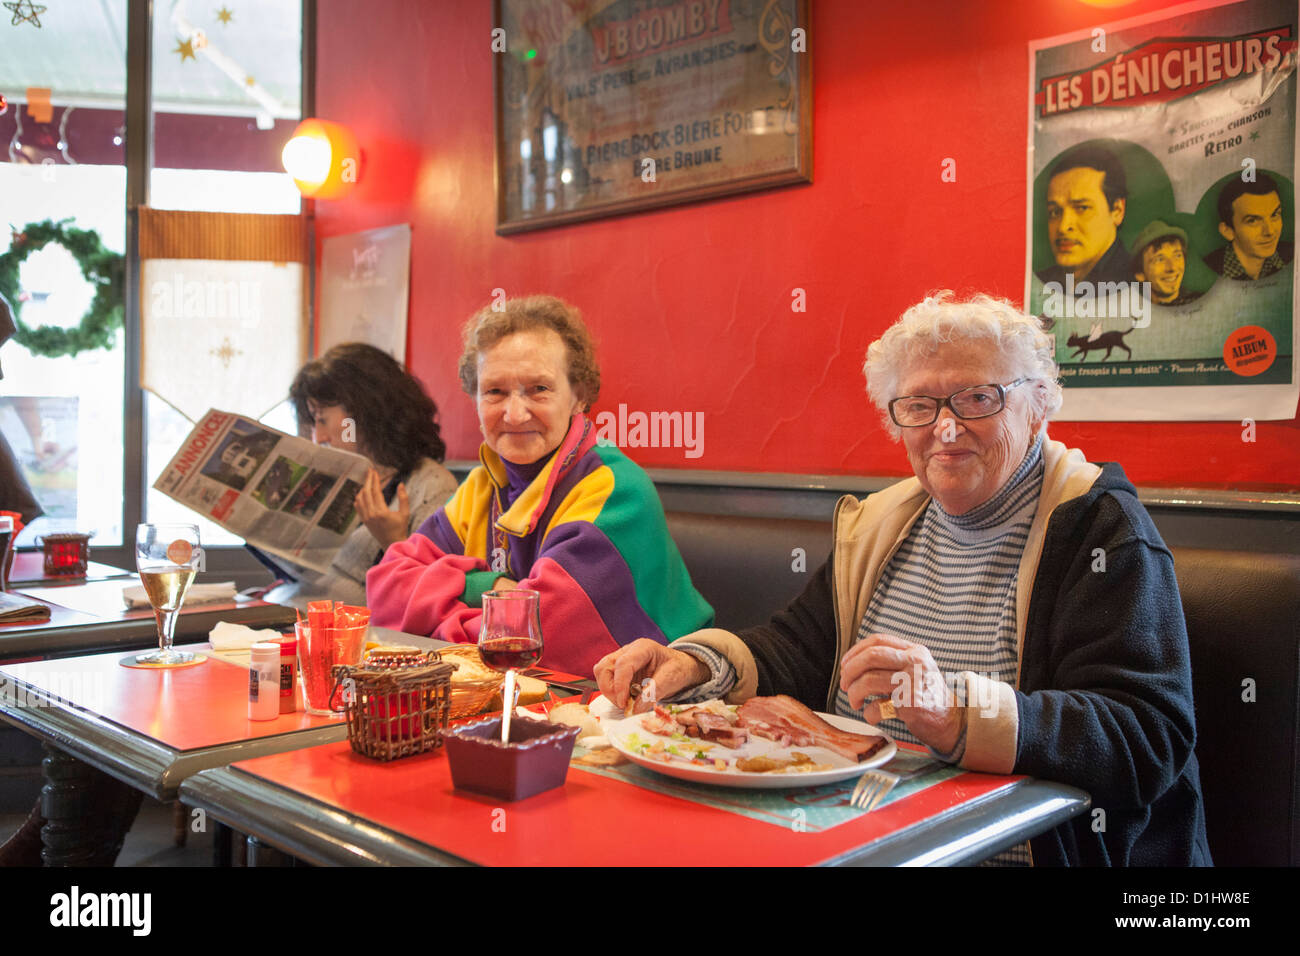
[595,291,1211,867]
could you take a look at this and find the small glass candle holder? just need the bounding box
[39,533,92,577]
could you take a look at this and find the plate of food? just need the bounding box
[590,693,896,789]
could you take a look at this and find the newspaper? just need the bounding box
[153,408,371,574]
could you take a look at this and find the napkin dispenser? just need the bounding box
[442,716,580,801]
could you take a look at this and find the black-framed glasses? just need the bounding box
[889,379,1029,427]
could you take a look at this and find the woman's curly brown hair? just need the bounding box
[457,295,600,409]
[290,343,446,472]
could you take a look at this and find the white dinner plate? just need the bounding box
[591,695,897,790]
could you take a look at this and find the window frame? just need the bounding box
[73,0,316,584]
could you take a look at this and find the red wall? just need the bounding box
[315,0,1299,491]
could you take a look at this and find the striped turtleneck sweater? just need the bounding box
[832,433,1044,740]
[846,433,1043,866]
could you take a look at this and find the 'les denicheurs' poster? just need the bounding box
[1026,0,1299,421]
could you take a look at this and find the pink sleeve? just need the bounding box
[368,537,620,677]
[366,534,487,638]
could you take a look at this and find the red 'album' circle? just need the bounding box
[1223,326,1276,377]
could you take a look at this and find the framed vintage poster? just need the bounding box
[1026,0,1299,421]
[494,0,811,234]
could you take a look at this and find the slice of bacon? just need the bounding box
[742,718,812,749]
[737,695,888,762]
[694,712,750,749]
[672,706,701,730]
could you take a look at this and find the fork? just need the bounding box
[849,759,946,812]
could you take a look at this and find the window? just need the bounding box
[0,0,128,546]
[0,0,306,561]
[144,0,303,544]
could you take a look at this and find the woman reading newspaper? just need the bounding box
[260,344,458,609]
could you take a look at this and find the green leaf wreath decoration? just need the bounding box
[0,218,125,358]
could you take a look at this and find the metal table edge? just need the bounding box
[0,694,182,798]
[0,603,297,659]
[181,766,475,867]
[818,778,1091,867]
[0,684,348,800]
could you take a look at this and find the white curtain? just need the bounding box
[139,209,307,421]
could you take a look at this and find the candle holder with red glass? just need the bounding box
[37,532,92,578]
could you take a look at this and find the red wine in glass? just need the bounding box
[479,637,542,672]
[480,590,544,743]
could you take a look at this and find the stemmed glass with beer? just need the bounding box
[134,523,202,666]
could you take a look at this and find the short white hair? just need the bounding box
[863,291,1063,440]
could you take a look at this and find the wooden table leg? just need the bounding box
[39,745,143,867]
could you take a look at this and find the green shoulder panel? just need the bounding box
[588,443,714,637]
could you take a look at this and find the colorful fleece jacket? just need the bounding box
[366,414,713,677]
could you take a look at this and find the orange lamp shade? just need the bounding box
[281,118,360,198]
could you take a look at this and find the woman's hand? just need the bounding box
[594,638,711,710]
[840,633,964,754]
[355,469,410,550]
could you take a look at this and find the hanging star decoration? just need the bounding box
[5,0,47,27]
[216,5,233,25]
[210,337,244,369]
[174,37,196,62]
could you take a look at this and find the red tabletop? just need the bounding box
[17,579,225,619]
[0,596,100,631]
[0,643,339,751]
[1,579,283,634]
[8,551,134,586]
[231,741,1022,866]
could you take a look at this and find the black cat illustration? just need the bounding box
[1067,325,1134,361]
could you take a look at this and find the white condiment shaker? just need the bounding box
[249,642,281,721]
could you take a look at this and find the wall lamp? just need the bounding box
[281,118,361,199]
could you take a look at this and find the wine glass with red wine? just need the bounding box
[479,589,543,743]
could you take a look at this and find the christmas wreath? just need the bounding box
[0,219,125,358]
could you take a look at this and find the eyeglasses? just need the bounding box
[888,379,1029,428]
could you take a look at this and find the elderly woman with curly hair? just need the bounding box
[262,343,459,610]
[367,295,713,677]
[596,292,1211,867]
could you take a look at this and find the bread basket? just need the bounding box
[437,644,507,718]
